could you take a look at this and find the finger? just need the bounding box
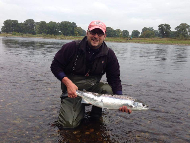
[128,109,132,114]
[122,106,125,112]
[74,92,77,97]
[122,106,131,114]
[124,107,128,113]
[73,95,77,98]
[125,107,131,114]
[119,106,124,112]
[68,94,74,98]
[124,106,128,112]
[68,95,72,98]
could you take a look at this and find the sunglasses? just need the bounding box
[88,30,104,37]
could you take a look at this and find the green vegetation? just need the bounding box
[105,37,190,45]
[0,33,84,40]
[1,19,190,45]
[158,24,171,38]
[1,33,190,45]
[1,19,86,36]
[1,19,189,39]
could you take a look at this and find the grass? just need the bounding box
[1,33,190,45]
[105,37,190,45]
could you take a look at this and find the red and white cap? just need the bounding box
[88,20,106,34]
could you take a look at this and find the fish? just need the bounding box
[76,90,149,110]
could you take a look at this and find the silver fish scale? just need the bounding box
[76,90,149,110]
[83,92,135,101]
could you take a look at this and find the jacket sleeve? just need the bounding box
[106,49,122,95]
[50,41,77,81]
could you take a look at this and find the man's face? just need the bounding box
[86,28,106,49]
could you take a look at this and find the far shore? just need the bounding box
[1,33,190,45]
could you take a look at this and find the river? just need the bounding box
[0,37,190,143]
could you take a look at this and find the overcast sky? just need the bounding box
[0,0,190,34]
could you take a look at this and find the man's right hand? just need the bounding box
[62,77,78,98]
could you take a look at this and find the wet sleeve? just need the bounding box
[50,41,76,81]
[106,49,122,95]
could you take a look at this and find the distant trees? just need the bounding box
[36,21,47,34]
[1,19,85,36]
[158,24,171,38]
[1,19,190,39]
[131,30,140,38]
[140,27,155,38]
[75,27,86,36]
[106,27,129,38]
[23,19,36,34]
[157,23,189,39]
[1,20,20,33]
[175,23,190,39]
[59,21,77,36]
[122,30,129,38]
[106,27,115,37]
[170,31,177,38]
[154,30,161,37]
[46,21,59,35]
[138,23,189,39]
[115,29,122,37]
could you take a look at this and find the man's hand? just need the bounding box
[62,77,78,98]
[119,106,132,114]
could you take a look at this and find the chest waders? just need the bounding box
[57,75,113,128]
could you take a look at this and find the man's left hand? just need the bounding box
[119,106,132,114]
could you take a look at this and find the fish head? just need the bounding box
[133,101,149,110]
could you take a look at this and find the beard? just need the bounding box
[87,37,102,49]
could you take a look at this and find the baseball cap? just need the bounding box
[88,20,106,34]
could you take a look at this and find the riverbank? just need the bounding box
[1,33,190,45]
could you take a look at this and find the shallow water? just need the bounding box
[0,37,190,143]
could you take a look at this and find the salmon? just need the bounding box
[76,90,149,110]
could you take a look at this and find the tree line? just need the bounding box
[1,19,190,39]
[137,23,190,39]
[1,19,86,36]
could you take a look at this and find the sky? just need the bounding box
[0,0,190,34]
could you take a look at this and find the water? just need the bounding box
[0,37,190,143]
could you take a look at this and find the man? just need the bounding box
[51,20,131,128]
